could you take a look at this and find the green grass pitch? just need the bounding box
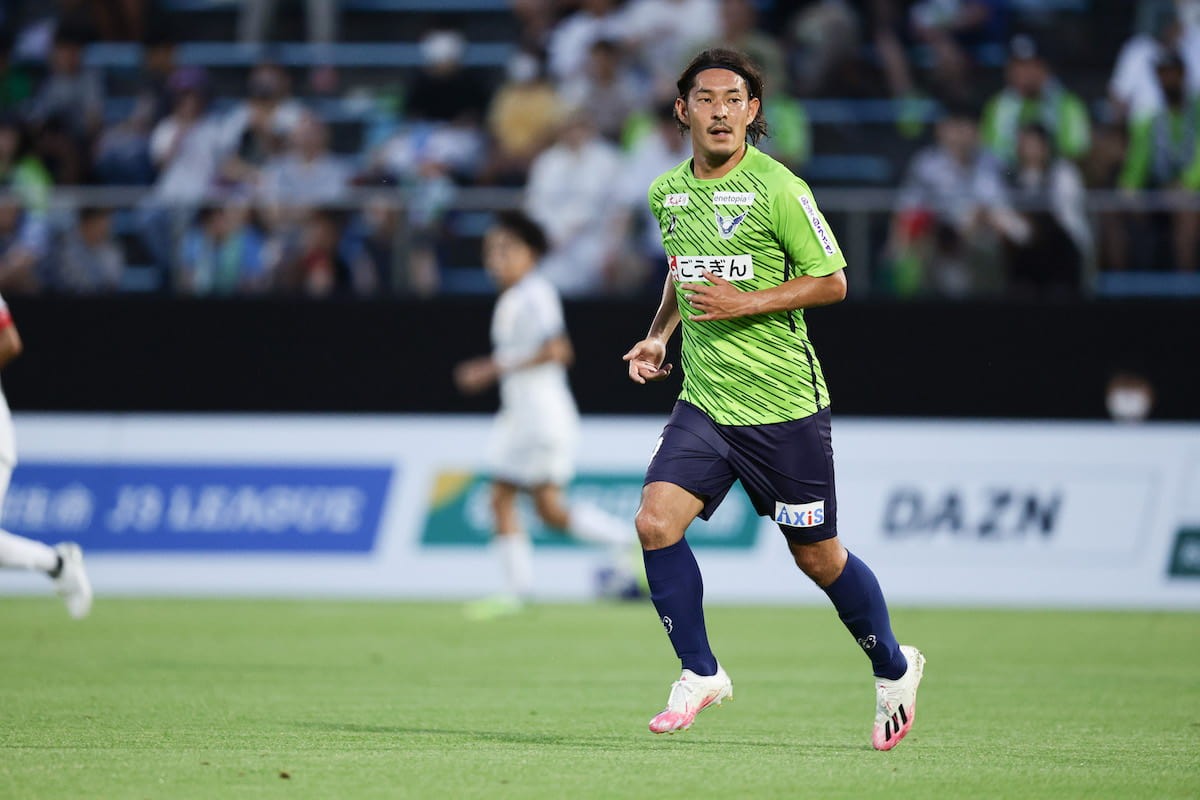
[1,598,1197,799]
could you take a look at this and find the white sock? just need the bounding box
[496,532,533,598]
[0,530,59,572]
[566,502,633,548]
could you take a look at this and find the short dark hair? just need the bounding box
[492,209,548,258]
[675,48,769,144]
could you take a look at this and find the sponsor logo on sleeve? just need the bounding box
[662,193,690,207]
[668,254,755,282]
[798,194,838,256]
[712,191,755,205]
[774,499,825,528]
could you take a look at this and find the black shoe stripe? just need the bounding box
[884,720,892,740]
[898,705,908,726]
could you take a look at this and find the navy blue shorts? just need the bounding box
[644,401,838,544]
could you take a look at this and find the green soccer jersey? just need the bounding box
[648,144,847,426]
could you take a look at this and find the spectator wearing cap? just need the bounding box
[406,30,490,126]
[980,34,1091,164]
[1119,51,1200,271]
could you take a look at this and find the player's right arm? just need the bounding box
[623,271,680,384]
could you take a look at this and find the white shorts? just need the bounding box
[487,408,578,488]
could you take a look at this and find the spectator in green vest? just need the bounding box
[981,34,1091,164]
[1119,51,1200,271]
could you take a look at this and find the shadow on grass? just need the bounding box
[294,721,864,752]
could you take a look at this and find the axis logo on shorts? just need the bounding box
[774,499,825,528]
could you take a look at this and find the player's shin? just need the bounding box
[643,538,718,676]
[822,551,907,680]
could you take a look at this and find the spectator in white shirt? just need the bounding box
[524,110,623,297]
[889,104,1028,296]
[546,0,629,83]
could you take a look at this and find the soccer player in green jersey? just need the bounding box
[622,48,924,750]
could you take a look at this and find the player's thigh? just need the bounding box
[488,415,575,488]
[636,481,706,550]
[730,408,839,545]
[644,402,738,523]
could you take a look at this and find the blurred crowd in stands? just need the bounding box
[0,0,1195,299]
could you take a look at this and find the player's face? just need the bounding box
[676,69,760,163]
[482,227,536,289]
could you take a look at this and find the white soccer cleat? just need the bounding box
[648,665,733,734]
[52,542,93,620]
[872,644,925,750]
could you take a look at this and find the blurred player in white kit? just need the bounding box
[0,292,92,618]
[454,210,636,619]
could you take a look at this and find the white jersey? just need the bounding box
[0,292,15,469]
[492,270,578,427]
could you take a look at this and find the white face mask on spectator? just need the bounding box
[420,31,466,69]
[1106,387,1152,423]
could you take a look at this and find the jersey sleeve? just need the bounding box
[0,292,12,329]
[772,177,848,277]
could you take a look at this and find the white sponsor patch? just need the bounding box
[668,254,755,282]
[713,191,755,205]
[662,193,690,208]
[774,499,825,528]
[798,194,838,256]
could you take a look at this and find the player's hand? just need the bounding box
[622,339,673,384]
[453,357,498,394]
[681,270,756,321]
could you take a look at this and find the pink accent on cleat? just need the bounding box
[648,666,733,734]
[872,645,925,751]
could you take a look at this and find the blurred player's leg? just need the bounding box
[466,482,529,620]
[530,485,639,593]
[51,542,93,619]
[0,529,59,572]
[0,531,93,619]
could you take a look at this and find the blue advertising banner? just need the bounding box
[1,463,394,552]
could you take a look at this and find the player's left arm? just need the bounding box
[683,181,848,321]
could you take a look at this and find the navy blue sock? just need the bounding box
[643,538,718,676]
[822,551,907,680]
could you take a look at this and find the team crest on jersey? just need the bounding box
[715,210,749,240]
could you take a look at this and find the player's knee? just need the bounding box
[533,496,568,530]
[788,539,846,586]
[635,506,682,550]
